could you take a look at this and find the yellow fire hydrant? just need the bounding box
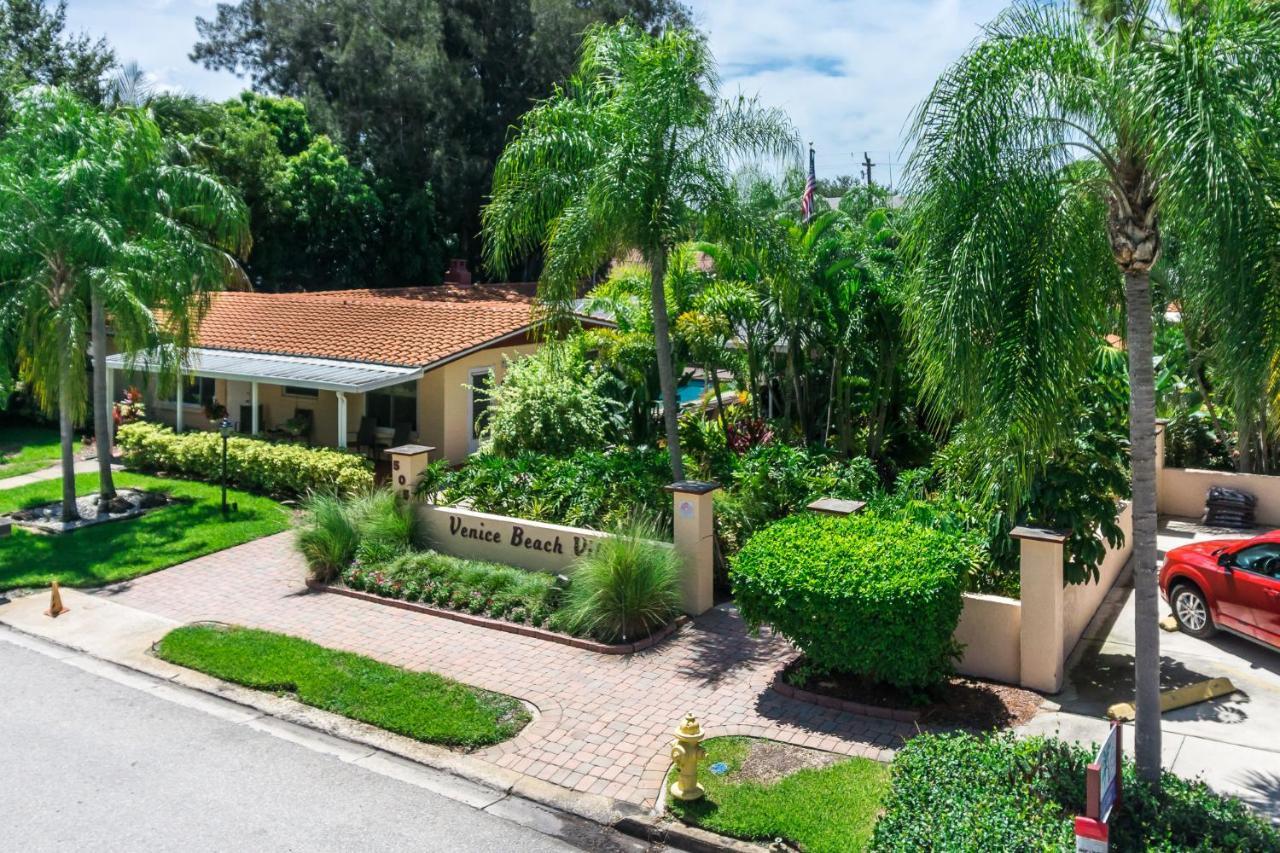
[669,712,707,802]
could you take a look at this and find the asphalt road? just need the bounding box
[0,639,592,852]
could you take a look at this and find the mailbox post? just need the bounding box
[385,444,435,501]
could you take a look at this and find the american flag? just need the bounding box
[801,145,816,223]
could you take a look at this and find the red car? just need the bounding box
[1160,529,1280,647]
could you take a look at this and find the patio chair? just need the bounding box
[355,415,379,459]
[292,408,315,446]
[391,420,412,448]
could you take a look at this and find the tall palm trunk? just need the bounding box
[1124,268,1161,784]
[1111,163,1162,783]
[648,249,684,481]
[91,289,116,499]
[57,336,80,522]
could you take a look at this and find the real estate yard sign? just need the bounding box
[1074,722,1122,852]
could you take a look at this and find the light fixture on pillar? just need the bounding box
[219,416,237,517]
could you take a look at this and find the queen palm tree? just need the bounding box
[905,0,1280,782]
[484,22,796,480]
[0,87,250,515]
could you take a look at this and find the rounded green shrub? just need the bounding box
[731,512,970,691]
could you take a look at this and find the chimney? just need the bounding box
[444,258,472,287]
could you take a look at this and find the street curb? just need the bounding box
[0,619,661,849]
[615,815,768,852]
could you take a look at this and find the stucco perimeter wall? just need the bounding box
[1062,500,1133,657]
[417,503,618,574]
[1159,466,1280,527]
[953,500,1134,689]
[954,593,1022,684]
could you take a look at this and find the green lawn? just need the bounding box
[156,625,529,748]
[666,737,890,853]
[0,471,291,590]
[0,425,81,479]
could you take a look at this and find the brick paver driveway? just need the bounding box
[95,532,911,807]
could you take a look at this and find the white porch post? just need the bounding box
[104,368,115,454]
[175,373,184,433]
[336,391,348,448]
[251,381,260,435]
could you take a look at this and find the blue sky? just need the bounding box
[64,0,1007,187]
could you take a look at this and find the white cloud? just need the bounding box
[686,0,1007,185]
[65,0,1007,185]
[64,0,243,100]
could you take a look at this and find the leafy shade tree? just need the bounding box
[0,88,250,515]
[154,92,402,292]
[484,23,796,480]
[904,1,1280,782]
[192,0,689,270]
[0,0,113,105]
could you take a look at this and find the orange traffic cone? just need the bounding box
[44,581,68,618]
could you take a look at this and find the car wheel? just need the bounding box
[1171,583,1216,639]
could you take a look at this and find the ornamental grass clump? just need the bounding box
[296,492,360,583]
[731,512,973,692]
[297,487,418,582]
[554,519,682,643]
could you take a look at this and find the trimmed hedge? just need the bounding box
[731,512,970,691]
[871,731,1279,851]
[117,421,373,497]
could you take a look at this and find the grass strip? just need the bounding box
[0,471,290,590]
[156,624,529,749]
[666,737,889,853]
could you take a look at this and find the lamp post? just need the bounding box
[219,417,233,517]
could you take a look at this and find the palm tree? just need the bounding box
[905,0,1280,782]
[484,22,796,481]
[0,88,250,515]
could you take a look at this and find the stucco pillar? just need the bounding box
[1013,525,1069,693]
[666,480,719,616]
[251,381,260,435]
[174,374,184,433]
[386,444,435,501]
[336,391,348,448]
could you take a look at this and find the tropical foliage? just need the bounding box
[484,21,797,480]
[0,86,249,518]
[903,0,1280,781]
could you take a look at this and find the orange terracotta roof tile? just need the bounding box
[191,286,538,368]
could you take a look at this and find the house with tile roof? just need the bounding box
[106,282,606,463]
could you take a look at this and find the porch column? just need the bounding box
[336,391,348,448]
[175,373,184,433]
[104,367,114,453]
[251,381,260,435]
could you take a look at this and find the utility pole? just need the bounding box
[862,151,876,188]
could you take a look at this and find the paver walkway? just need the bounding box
[93,532,912,807]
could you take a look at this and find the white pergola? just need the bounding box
[105,348,423,448]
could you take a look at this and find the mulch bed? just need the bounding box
[777,658,1043,730]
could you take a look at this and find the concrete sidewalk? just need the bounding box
[0,458,121,491]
